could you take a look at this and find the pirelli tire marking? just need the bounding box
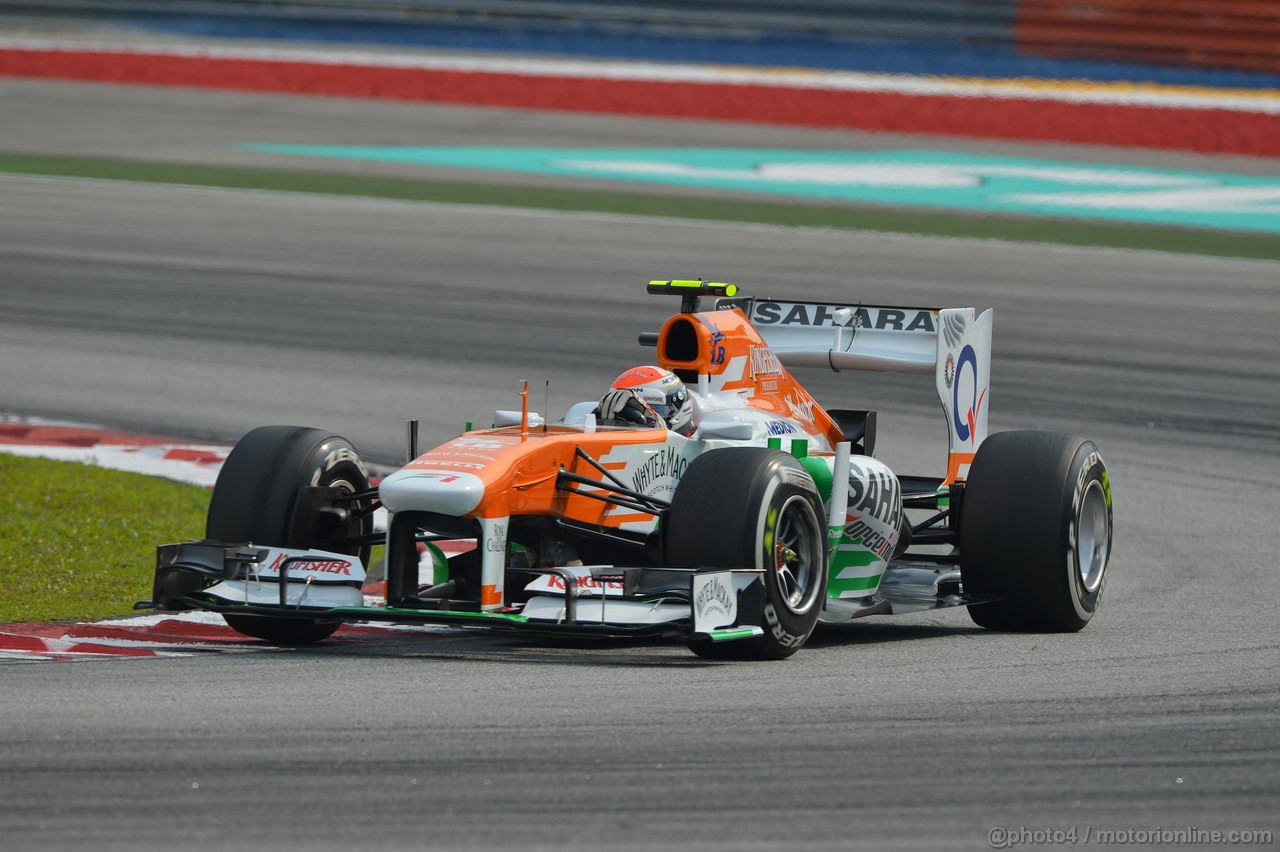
[1066,448,1112,620]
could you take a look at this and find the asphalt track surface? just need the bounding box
[2,80,1279,850]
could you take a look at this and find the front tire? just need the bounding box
[960,431,1113,632]
[666,448,827,660]
[207,425,372,644]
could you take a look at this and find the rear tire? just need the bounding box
[208,426,372,644]
[666,448,827,660]
[960,431,1113,632]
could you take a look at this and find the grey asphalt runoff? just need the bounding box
[2,94,1279,849]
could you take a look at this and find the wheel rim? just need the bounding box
[304,476,364,553]
[1077,480,1110,593]
[773,494,824,614]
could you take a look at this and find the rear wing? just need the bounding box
[719,296,992,484]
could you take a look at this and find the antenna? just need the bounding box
[520,380,529,441]
[406,419,419,463]
[544,380,550,432]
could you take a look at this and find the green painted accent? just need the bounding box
[709,627,758,642]
[1101,470,1113,510]
[422,541,449,584]
[800,456,832,503]
[831,546,879,569]
[828,574,883,593]
[826,525,846,579]
[2,153,1279,259]
[764,505,778,553]
[827,544,884,596]
[790,438,809,459]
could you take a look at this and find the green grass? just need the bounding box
[2,152,1279,261]
[0,455,210,623]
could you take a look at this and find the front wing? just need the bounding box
[142,540,769,645]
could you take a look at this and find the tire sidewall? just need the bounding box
[960,430,1114,632]
[208,426,370,559]
[1063,443,1112,624]
[752,461,826,653]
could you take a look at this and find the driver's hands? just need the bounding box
[599,388,639,421]
[598,388,658,427]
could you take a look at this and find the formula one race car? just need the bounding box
[141,280,1114,660]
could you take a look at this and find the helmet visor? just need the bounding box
[649,384,688,424]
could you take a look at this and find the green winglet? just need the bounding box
[707,626,764,642]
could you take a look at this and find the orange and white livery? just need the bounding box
[379,281,991,613]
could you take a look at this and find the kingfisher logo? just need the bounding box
[749,346,783,379]
[952,344,986,443]
[266,553,351,575]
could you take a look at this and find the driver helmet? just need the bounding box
[610,366,694,436]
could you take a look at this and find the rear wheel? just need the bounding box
[960,431,1113,632]
[207,425,372,644]
[666,448,827,660]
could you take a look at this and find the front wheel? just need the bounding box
[960,431,1113,632]
[223,613,345,645]
[207,425,372,644]
[665,448,827,660]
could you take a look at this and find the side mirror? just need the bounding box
[493,410,545,427]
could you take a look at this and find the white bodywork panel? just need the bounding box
[202,579,363,609]
[692,571,759,633]
[521,596,689,625]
